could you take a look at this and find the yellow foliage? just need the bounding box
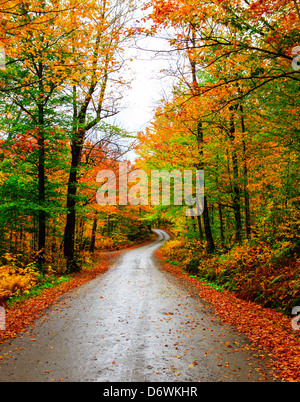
[96,236,114,251]
[0,265,39,301]
[161,239,185,260]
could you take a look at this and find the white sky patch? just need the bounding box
[110,34,175,135]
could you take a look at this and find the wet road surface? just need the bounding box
[0,229,274,382]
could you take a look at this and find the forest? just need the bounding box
[0,0,300,318]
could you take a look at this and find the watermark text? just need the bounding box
[96,162,204,217]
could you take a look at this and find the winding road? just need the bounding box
[0,229,274,382]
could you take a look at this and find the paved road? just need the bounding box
[0,229,274,382]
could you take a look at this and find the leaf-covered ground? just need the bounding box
[1,238,299,382]
[155,249,300,382]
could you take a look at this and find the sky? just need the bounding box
[105,3,179,163]
[109,34,175,139]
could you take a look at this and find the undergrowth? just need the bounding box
[161,238,300,315]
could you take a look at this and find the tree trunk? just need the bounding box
[218,203,225,247]
[63,48,110,272]
[38,130,46,270]
[240,104,251,239]
[187,28,215,253]
[37,63,46,271]
[197,215,204,240]
[229,107,242,243]
[90,214,98,253]
[196,121,215,253]
[63,134,83,272]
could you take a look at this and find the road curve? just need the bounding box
[0,229,274,382]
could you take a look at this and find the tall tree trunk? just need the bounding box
[63,44,110,272]
[229,107,242,243]
[218,203,225,248]
[240,104,251,239]
[37,128,46,269]
[202,196,215,252]
[187,28,215,253]
[37,61,46,271]
[63,133,83,271]
[196,121,215,253]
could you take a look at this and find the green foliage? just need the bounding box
[6,275,69,307]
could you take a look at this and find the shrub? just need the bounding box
[185,258,202,276]
[161,239,186,261]
[196,241,300,313]
[0,263,39,302]
[96,236,114,251]
[161,237,300,314]
[161,239,208,274]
